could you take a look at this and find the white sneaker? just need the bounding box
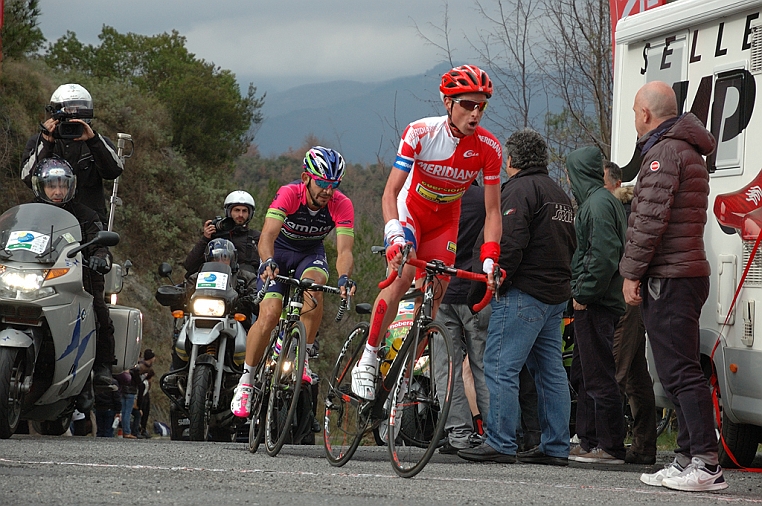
[661,457,728,492]
[640,458,685,486]
[351,362,377,401]
[231,383,253,418]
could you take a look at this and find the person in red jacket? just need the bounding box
[620,81,725,492]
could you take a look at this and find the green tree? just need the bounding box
[44,27,265,166]
[0,0,44,60]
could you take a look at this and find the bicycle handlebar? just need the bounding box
[250,273,350,321]
[378,256,499,313]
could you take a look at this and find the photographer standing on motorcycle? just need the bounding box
[20,84,124,224]
[31,157,115,389]
[231,146,356,418]
[183,191,261,276]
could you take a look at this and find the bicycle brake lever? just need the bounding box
[492,264,502,301]
[397,243,412,278]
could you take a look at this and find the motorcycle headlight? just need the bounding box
[192,297,225,317]
[0,265,55,301]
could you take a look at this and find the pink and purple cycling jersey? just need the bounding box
[265,181,355,252]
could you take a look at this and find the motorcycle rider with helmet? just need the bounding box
[230,146,357,418]
[31,157,116,390]
[184,190,261,276]
[21,83,123,224]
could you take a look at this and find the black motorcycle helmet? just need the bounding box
[32,156,77,205]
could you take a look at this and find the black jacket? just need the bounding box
[473,165,576,305]
[443,183,486,304]
[21,132,124,223]
[183,226,261,278]
[37,199,112,297]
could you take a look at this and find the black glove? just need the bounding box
[89,256,111,274]
[258,257,278,277]
[337,274,355,292]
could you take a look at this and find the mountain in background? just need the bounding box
[253,63,561,166]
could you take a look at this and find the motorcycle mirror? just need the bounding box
[95,231,120,247]
[158,262,173,278]
[123,259,133,276]
[66,231,120,258]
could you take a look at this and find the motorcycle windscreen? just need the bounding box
[0,203,82,264]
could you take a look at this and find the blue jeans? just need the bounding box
[121,394,136,436]
[484,288,570,458]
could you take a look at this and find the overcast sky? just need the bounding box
[37,0,486,93]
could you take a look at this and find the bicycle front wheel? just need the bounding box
[324,322,371,466]
[265,321,307,456]
[387,321,453,478]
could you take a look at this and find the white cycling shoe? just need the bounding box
[351,362,377,401]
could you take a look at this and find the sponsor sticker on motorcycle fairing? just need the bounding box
[5,231,50,254]
[196,272,228,289]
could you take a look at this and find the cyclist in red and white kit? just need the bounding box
[351,65,503,400]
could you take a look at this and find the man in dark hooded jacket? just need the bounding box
[566,146,628,464]
[621,81,725,492]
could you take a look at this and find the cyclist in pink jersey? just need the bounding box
[231,146,356,418]
[351,65,503,400]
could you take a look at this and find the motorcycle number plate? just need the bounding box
[196,272,228,290]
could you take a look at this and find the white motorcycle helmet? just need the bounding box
[50,83,93,121]
[224,191,255,226]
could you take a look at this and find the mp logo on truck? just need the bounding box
[638,10,759,173]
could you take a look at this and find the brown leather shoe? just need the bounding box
[123,434,137,439]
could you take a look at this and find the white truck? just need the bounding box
[612,0,762,466]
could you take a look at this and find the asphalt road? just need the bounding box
[1,435,762,505]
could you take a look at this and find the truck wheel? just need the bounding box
[0,348,24,439]
[718,412,761,468]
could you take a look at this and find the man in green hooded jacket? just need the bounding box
[567,146,628,464]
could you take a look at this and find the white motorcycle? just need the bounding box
[0,203,138,437]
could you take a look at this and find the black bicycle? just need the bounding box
[324,245,496,478]
[247,272,348,456]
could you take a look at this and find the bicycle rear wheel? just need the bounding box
[387,321,453,478]
[324,322,371,466]
[265,321,306,456]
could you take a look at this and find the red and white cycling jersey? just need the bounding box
[392,115,502,266]
[394,115,501,216]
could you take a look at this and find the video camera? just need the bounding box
[44,106,95,140]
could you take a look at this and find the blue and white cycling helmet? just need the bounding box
[303,146,346,183]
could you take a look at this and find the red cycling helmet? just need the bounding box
[440,65,493,99]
